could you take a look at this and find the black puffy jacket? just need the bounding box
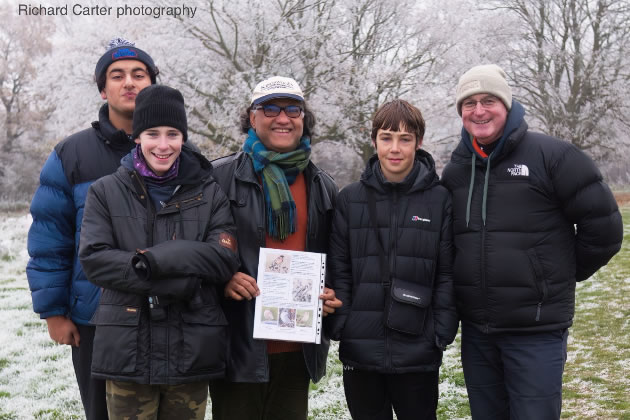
[328,150,458,373]
[211,151,338,383]
[79,147,240,384]
[441,101,623,334]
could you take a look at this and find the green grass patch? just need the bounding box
[559,207,629,419]
[0,288,27,292]
[34,408,81,420]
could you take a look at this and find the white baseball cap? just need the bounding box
[251,76,304,106]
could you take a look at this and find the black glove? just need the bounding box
[131,252,151,281]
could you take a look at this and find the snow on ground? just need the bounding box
[0,215,83,419]
[0,213,466,419]
[2,211,627,419]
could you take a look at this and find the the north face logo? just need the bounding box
[507,164,529,177]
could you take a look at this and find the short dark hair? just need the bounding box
[239,102,316,138]
[371,99,425,143]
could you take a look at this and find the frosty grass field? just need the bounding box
[0,208,627,420]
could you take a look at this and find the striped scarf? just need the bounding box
[243,128,311,240]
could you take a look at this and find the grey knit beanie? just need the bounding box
[455,64,512,115]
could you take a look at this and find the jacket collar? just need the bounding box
[361,149,440,194]
[117,145,213,193]
[458,100,528,165]
[233,152,333,214]
[91,103,134,151]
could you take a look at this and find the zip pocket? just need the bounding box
[526,248,548,321]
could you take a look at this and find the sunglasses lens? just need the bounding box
[285,106,302,118]
[262,104,281,117]
[259,104,303,118]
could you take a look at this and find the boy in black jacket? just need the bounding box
[80,85,239,419]
[328,100,458,420]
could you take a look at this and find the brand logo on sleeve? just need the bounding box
[219,233,237,252]
[411,216,431,223]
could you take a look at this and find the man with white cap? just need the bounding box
[209,76,341,420]
[441,64,623,419]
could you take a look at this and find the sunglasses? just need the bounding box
[253,104,304,118]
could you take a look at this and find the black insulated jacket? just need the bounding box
[328,150,458,373]
[79,147,240,384]
[441,100,623,334]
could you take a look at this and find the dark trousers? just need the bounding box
[209,351,310,420]
[461,322,568,420]
[342,367,439,420]
[72,323,109,420]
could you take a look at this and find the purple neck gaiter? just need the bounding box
[133,144,179,184]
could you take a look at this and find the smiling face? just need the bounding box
[461,93,508,145]
[135,126,183,176]
[373,124,421,183]
[100,60,152,129]
[249,98,304,153]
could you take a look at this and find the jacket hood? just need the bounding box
[121,144,213,187]
[361,148,440,194]
[450,100,529,227]
[92,103,135,152]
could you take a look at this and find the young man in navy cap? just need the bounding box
[26,38,158,420]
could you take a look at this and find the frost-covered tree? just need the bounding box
[491,0,630,158]
[0,3,55,199]
[156,0,456,160]
[0,3,54,156]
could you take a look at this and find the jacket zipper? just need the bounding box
[526,249,547,321]
[131,172,157,380]
[537,279,547,321]
[252,180,268,377]
[306,174,319,242]
[385,188,399,370]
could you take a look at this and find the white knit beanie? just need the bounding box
[455,64,512,115]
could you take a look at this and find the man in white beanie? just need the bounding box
[441,64,623,419]
[209,76,341,420]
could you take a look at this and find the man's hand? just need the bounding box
[320,287,342,316]
[224,272,260,301]
[46,315,80,347]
